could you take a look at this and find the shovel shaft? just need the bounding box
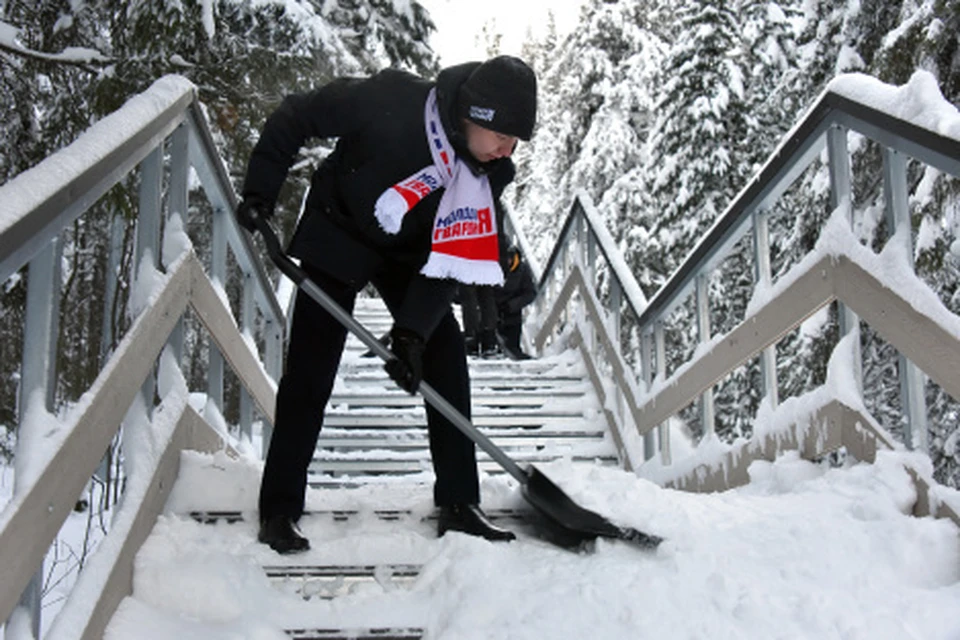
[253,217,529,485]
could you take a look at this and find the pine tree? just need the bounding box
[643,0,748,281]
[738,0,802,168]
[506,0,667,268]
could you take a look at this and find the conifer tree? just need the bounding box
[644,0,747,279]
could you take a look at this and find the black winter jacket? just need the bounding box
[242,64,515,337]
[497,260,537,316]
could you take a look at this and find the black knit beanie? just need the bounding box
[458,55,537,141]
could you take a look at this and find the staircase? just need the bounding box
[137,296,621,639]
[5,73,960,640]
[311,297,618,485]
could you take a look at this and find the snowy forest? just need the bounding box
[1,0,959,492]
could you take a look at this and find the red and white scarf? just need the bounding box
[374,88,503,286]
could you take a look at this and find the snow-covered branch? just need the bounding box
[0,20,112,71]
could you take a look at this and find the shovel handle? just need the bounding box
[250,216,530,485]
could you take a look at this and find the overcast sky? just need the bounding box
[416,0,585,66]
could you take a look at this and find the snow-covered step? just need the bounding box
[325,403,585,417]
[340,357,575,375]
[174,498,556,639]
[286,628,423,640]
[314,297,616,482]
[316,430,606,451]
[336,375,588,393]
[308,454,618,478]
[312,434,614,460]
[268,564,421,601]
[320,414,591,429]
[328,390,583,407]
[189,508,531,525]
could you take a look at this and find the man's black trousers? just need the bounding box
[258,263,480,522]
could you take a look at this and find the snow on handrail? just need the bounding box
[0,76,195,284]
[635,70,960,331]
[537,190,649,318]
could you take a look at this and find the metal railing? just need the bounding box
[532,193,653,469]
[533,76,960,480]
[0,75,283,638]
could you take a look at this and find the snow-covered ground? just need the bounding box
[3,60,960,640]
[95,445,960,640]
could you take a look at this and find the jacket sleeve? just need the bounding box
[241,77,366,209]
[506,263,537,313]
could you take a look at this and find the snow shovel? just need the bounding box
[250,216,662,550]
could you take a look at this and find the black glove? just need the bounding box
[236,196,272,234]
[384,326,425,394]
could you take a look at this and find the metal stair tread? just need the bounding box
[312,446,612,463]
[318,426,605,438]
[285,627,423,640]
[334,378,587,392]
[327,391,582,405]
[323,407,584,419]
[307,456,618,475]
[316,434,605,451]
[320,414,590,428]
[188,507,532,525]
[340,358,574,371]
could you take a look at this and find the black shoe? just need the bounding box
[258,515,310,554]
[437,504,516,541]
[464,336,480,357]
[479,331,500,358]
[504,346,532,360]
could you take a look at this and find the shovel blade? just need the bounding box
[521,466,663,550]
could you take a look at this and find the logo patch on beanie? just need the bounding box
[468,105,495,122]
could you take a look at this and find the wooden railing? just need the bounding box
[0,76,281,638]
[532,73,960,523]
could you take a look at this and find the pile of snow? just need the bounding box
[101,449,960,639]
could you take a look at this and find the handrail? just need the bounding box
[0,74,284,635]
[184,102,284,326]
[537,191,648,315]
[636,85,960,329]
[0,250,265,635]
[0,75,283,344]
[533,262,644,469]
[0,77,194,284]
[532,71,960,473]
[536,76,960,350]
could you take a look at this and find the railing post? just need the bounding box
[752,208,779,409]
[574,212,584,264]
[261,315,282,458]
[11,236,63,638]
[100,215,125,365]
[240,273,255,441]
[827,125,863,393]
[586,228,597,290]
[608,279,622,348]
[695,273,715,437]
[136,146,164,409]
[167,124,190,363]
[640,329,656,460]
[883,147,928,452]
[655,321,670,464]
[209,207,228,415]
